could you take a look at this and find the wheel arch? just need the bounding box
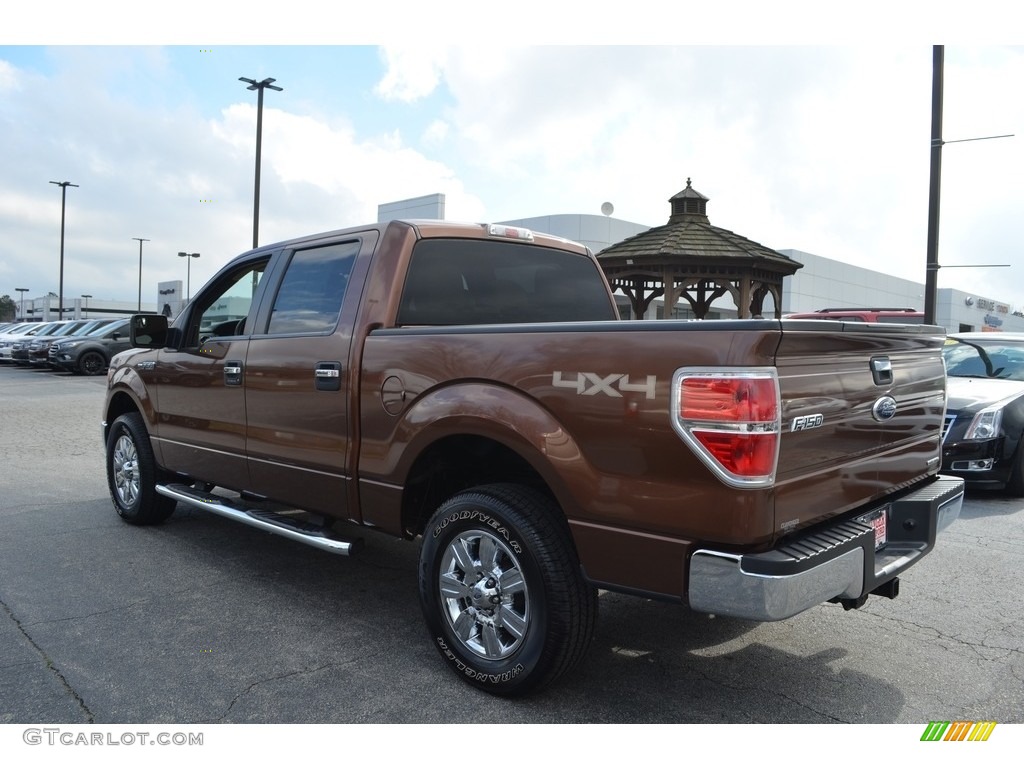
[103,369,157,445]
[364,382,591,540]
[400,433,562,540]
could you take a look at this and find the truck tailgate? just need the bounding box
[773,321,948,535]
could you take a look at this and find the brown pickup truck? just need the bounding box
[103,219,964,695]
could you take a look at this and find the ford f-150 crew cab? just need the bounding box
[103,219,964,695]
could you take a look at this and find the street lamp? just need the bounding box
[49,180,79,320]
[15,288,29,321]
[178,251,200,302]
[239,76,283,249]
[133,237,150,311]
[81,294,92,318]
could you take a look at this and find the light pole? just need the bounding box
[239,76,283,249]
[49,180,79,320]
[15,288,29,321]
[133,237,150,311]
[178,251,200,302]
[81,294,92,318]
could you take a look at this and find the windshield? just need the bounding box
[943,337,1024,381]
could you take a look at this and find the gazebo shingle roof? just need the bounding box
[596,179,802,319]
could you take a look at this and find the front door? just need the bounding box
[153,258,268,491]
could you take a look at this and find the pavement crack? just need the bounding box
[219,663,337,722]
[0,596,95,723]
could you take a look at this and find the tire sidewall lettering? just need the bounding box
[431,506,522,555]
[435,637,525,684]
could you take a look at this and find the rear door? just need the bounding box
[241,233,374,517]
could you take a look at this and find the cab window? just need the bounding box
[266,241,358,335]
[188,261,267,346]
[398,239,615,325]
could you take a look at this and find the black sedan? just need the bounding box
[942,332,1024,494]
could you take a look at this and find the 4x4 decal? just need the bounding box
[552,371,657,399]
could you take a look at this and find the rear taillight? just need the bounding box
[671,368,780,488]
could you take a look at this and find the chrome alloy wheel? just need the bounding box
[438,529,530,660]
[112,434,140,508]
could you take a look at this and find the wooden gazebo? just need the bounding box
[597,179,802,319]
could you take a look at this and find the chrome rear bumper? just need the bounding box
[687,476,965,621]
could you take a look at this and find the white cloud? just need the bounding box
[0,60,20,91]
[374,47,445,102]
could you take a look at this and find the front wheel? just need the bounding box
[106,412,176,525]
[78,350,107,376]
[1004,438,1024,497]
[419,484,597,696]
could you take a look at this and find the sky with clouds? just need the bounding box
[1,4,1022,313]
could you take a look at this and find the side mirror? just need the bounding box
[131,314,168,348]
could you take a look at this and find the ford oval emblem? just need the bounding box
[872,396,898,421]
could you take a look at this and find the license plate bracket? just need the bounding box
[856,505,889,550]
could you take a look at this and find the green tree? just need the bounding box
[0,294,16,322]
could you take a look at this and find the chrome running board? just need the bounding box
[156,483,362,556]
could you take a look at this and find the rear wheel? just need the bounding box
[419,484,597,696]
[106,412,176,525]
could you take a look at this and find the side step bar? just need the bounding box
[156,483,362,556]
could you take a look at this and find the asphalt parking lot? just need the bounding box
[1,362,1022,726]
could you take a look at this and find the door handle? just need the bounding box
[224,361,243,386]
[315,361,341,392]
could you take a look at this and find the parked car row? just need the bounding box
[0,318,132,375]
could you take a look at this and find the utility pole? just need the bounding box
[923,46,943,326]
[922,46,1013,325]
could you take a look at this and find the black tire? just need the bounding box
[106,412,176,525]
[1005,439,1024,497]
[78,350,107,376]
[419,483,597,696]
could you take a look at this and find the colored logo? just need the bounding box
[921,721,996,741]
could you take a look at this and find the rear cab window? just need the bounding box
[397,239,616,326]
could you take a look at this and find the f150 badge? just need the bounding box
[791,414,824,431]
[552,371,657,399]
